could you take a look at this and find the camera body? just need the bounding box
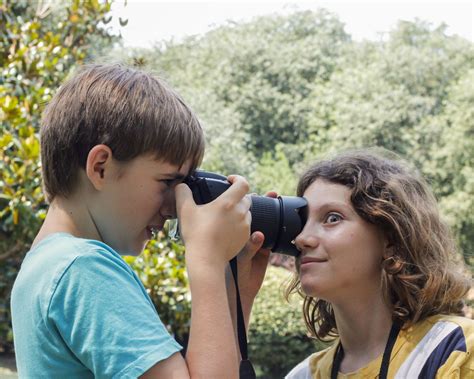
[183,171,307,256]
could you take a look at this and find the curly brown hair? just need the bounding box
[286,149,472,341]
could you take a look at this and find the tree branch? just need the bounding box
[0,242,22,262]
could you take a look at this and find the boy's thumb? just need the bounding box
[240,231,265,260]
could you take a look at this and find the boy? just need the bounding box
[11,64,269,378]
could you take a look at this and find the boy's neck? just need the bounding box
[33,194,102,248]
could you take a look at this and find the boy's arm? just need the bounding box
[142,175,250,379]
[185,261,239,377]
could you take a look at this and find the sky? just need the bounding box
[110,0,474,48]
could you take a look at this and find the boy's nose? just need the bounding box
[161,189,177,219]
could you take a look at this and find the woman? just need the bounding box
[285,150,473,378]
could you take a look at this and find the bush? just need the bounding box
[248,265,327,378]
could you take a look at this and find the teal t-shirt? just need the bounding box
[11,233,182,378]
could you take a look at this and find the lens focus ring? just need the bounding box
[250,196,281,250]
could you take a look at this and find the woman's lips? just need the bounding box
[300,256,327,265]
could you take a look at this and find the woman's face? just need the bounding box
[295,179,387,303]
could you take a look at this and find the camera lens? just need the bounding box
[250,195,307,256]
[178,171,307,256]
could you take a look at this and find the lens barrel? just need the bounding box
[250,196,307,256]
[182,171,307,256]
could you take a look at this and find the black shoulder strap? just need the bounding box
[230,257,256,379]
[379,320,402,379]
[331,321,402,379]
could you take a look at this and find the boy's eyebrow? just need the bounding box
[160,172,187,180]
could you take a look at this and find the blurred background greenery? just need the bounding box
[1,0,473,377]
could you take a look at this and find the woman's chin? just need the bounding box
[300,278,330,299]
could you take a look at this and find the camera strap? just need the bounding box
[330,320,402,379]
[230,257,257,379]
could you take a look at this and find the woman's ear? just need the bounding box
[382,242,395,260]
[86,144,113,191]
[382,233,395,260]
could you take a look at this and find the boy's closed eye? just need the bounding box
[157,173,187,188]
[160,179,177,187]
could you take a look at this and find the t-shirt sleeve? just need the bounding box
[435,320,474,379]
[285,356,312,379]
[47,251,182,379]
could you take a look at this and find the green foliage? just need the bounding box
[251,144,297,195]
[113,9,350,171]
[119,14,473,271]
[249,265,325,378]
[427,69,474,265]
[304,22,473,162]
[0,0,119,351]
[104,14,474,293]
[179,88,257,180]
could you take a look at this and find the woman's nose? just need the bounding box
[294,226,319,252]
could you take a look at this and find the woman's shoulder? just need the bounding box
[285,343,337,379]
[393,314,474,378]
[403,314,474,358]
[419,314,474,341]
[424,314,474,326]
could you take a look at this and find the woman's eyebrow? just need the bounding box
[310,201,354,214]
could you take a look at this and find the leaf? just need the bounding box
[119,17,128,27]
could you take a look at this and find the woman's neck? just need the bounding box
[332,292,393,374]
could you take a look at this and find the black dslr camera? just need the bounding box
[177,171,307,256]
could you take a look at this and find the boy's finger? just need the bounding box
[219,175,249,203]
[264,191,278,198]
[174,183,195,217]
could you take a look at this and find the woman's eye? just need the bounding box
[325,213,342,224]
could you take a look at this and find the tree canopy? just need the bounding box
[118,11,473,267]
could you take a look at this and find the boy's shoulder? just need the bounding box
[14,233,131,301]
[24,232,122,268]
[12,232,144,332]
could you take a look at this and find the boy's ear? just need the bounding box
[86,144,113,190]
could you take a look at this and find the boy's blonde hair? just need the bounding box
[40,64,204,202]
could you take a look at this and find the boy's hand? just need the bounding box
[226,191,277,328]
[175,175,251,269]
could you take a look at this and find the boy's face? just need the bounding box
[89,153,192,256]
